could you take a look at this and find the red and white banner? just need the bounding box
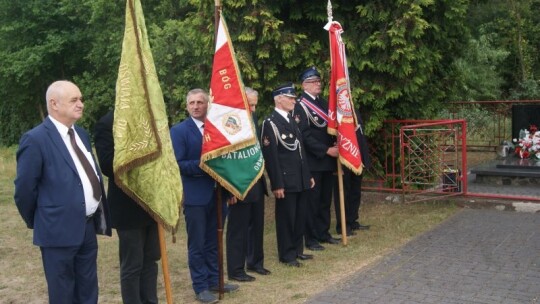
[326,21,362,174]
[200,13,264,199]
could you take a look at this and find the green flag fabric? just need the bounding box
[200,13,264,200]
[113,0,182,231]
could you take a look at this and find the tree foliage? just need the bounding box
[1,0,536,145]
[464,0,540,99]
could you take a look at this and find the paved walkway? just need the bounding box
[306,209,540,304]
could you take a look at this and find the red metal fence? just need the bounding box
[362,100,540,202]
[363,119,466,203]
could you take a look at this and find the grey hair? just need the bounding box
[245,87,258,97]
[45,80,76,111]
[186,88,209,103]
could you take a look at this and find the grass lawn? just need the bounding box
[0,146,460,303]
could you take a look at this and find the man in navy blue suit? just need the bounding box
[170,88,238,304]
[14,80,111,304]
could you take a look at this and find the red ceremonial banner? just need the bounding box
[327,21,362,174]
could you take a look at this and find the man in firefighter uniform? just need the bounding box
[293,67,340,251]
[261,83,314,267]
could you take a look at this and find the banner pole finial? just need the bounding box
[327,0,333,23]
[324,0,333,30]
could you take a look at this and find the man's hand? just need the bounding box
[273,188,285,199]
[327,146,339,157]
[227,196,238,205]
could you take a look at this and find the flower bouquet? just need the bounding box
[513,124,540,160]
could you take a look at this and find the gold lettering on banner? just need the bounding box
[328,109,336,121]
[339,133,360,158]
[218,69,232,90]
[204,133,211,142]
[117,64,132,110]
[115,119,127,138]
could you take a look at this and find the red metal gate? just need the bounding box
[362,101,540,202]
[362,119,467,203]
[399,120,467,203]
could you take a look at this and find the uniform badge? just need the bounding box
[263,136,270,146]
[281,134,287,139]
[314,116,319,121]
[294,115,300,123]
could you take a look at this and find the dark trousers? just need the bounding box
[226,197,265,277]
[184,202,226,294]
[305,171,334,244]
[117,221,160,304]
[40,220,98,304]
[275,191,307,263]
[334,170,363,232]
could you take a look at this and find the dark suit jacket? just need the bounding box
[14,117,111,247]
[293,92,337,172]
[170,117,216,205]
[261,110,311,192]
[94,111,155,229]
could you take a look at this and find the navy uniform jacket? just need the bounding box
[293,92,336,172]
[261,110,311,192]
[94,111,155,229]
[14,117,112,247]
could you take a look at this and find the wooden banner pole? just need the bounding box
[158,224,173,303]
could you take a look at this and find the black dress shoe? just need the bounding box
[297,254,313,260]
[321,237,341,244]
[281,260,302,267]
[306,244,325,251]
[209,283,239,293]
[229,273,256,282]
[246,267,271,275]
[351,222,370,230]
[352,224,370,231]
[336,228,356,236]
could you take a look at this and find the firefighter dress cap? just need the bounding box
[299,66,321,82]
[272,82,296,98]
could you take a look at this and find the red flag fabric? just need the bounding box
[326,21,363,174]
[200,12,264,199]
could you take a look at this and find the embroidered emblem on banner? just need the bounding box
[337,79,354,123]
[222,114,242,135]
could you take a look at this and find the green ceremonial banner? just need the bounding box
[203,143,264,199]
[113,0,182,231]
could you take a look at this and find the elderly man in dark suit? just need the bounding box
[170,88,238,303]
[293,67,340,251]
[94,110,161,304]
[261,83,314,267]
[226,87,270,282]
[14,80,111,304]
